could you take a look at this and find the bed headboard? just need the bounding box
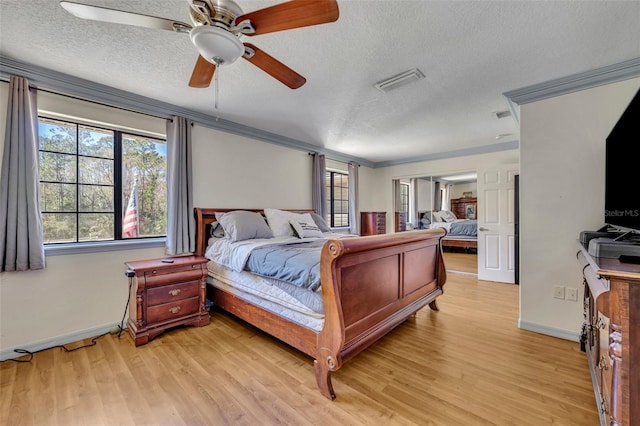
[194,207,315,257]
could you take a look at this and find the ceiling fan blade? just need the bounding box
[236,0,339,36]
[60,1,192,32]
[243,44,306,89]
[189,56,216,88]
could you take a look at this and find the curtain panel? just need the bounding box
[166,116,195,255]
[0,76,45,271]
[433,181,442,211]
[410,178,419,227]
[312,153,326,219]
[348,162,359,235]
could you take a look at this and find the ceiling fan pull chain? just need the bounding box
[214,63,219,110]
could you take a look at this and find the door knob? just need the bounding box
[479,227,489,231]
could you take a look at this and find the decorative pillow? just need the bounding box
[210,222,225,238]
[264,208,301,237]
[290,216,324,238]
[420,213,431,228]
[431,211,443,222]
[440,210,457,222]
[310,212,332,232]
[215,210,273,242]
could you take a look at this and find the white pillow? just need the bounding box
[432,211,443,222]
[264,208,304,237]
[290,215,324,238]
[440,210,457,222]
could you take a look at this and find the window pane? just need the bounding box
[40,182,76,212]
[78,126,114,158]
[80,185,114,212]
[326,170,349,228]
[79,157,114,185]
[39,152,76,183]
[122,135,167,238]
[38,119,76,154]
[79,213,114,241]
[42,213,76,244]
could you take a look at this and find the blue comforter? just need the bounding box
[449,220,477,236]
[245,240,325,292]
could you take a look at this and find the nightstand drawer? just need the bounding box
[144,265,203,287]
[126,255,210,346]
[147,296,200,324]
[146,280,200,306]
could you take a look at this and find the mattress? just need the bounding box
[207,261,325,332]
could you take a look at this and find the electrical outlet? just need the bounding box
[553,286,565,299]
[566,287,578,301]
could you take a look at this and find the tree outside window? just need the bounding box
[325,170,349,228]
[38,117,166,244]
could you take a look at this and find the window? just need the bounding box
[325,170,349,227]
[399,182,409,213]
[38,117,167,244]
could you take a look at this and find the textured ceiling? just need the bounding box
[1,0,639,164]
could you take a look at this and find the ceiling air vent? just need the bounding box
[375,68,425,93]
[493,110,512,119]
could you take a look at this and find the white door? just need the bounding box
[477,164,519,283]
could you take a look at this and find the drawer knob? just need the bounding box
[599,397,608,414]
[169,289,181,297]
[169,306,181,314]
[597,355,609,370]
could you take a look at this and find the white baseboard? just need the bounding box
[0,322,121,361]
[518,320,580,342]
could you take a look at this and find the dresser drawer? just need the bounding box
[144,264,203,287]
[146,296,200,324]
[146,280,200,306]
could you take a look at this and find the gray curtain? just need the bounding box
[348,162,359,235]
[410,178,419,227]
[433,181,442,211]
[0,76,45,271]
[312,153,326,219]
[393,179,401,212]
[166,116,195,255]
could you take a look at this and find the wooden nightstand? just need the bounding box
[125,256,210,346]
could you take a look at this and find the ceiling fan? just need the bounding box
[59,0,339,90]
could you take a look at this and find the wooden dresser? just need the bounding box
[361,212,386,235]
[125,256,210,346]
[395,212,407,232]
[576,242,640,425]
[450,197,477,219]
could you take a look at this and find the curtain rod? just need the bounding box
[308,152,360,166]
[0,78,169,121]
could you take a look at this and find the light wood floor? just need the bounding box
[1,264,597,425]
[443,250,478,275]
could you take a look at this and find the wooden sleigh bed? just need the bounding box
[195,207,447,399]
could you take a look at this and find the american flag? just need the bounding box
[122,181,138,238]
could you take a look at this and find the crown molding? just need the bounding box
[503,57,640,123]
[7,56,634,169]
[0,56,375,167]
[375,140,519,168]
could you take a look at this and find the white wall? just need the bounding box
[374,150,519,233]
[519,77,640,339]
[417,178,434,211]
[0,84,167,355]
[0,85,373,356]
[450,182,477,199]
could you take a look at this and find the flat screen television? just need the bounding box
[604,87,640,234]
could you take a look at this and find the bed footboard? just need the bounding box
[316,229,446,399]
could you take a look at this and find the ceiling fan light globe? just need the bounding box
[190,26,243,66]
